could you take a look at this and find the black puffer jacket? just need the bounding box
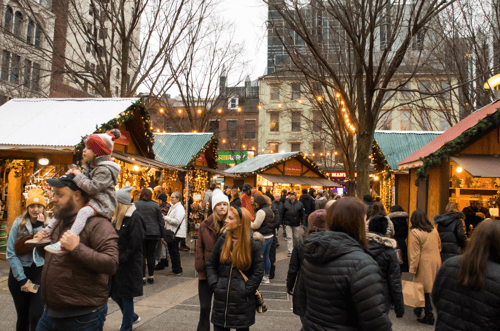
[294,231,392,331]
[434,212,466,263]
[286,236,306,317]
[281,199,305,227]
[134,200,164,238]
[206,234,264,329]
[388,211,409,272]
[433,255,500,331]
[367,233,405,318]
[271,200,282,228]
[299,194,315,215]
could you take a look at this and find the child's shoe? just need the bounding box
[25,236,51,248]
[44,242,68,255]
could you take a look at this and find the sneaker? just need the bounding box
[261,276,270,284]
[147,277,154,284]
[44,242,68,255]
[25,237,51,248]
[120,316,141,329]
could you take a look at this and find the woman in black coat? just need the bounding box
[207,206,264,331]
[134,188,165,284]
[434,202,466,263]
[388,205,409,272]
[294,197,392,331]
[110,186,146,331]
[433,219,500,331]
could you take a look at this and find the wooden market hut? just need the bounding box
[398,99,500,221]
[372,130,442,211]
[0,98,182,258]
[223,152,338,195]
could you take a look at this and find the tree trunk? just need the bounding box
[356,132,373,198]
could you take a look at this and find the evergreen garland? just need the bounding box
[414,108,500,185]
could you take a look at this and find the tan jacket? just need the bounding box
[41,215,119,311]
[409,228,442,293]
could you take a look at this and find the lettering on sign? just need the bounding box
[285,165,302,173]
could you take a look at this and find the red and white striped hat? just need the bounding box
[84,129,121,156]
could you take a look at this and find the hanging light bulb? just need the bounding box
[159,108,164,113]
[177,109,182,114]
[335,93,341,98]
[222,139,226,143]
[257,105,262,109]
[217,108,222,113]
[197,109,202,114]
[317,96,323,101]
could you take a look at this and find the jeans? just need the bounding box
[143,239,159,277]
[111,296,138,331]
[261,237,273,277]
[196,280,212,331]
[213,326,249,331]
[8,266,44,331]
[286,226,302,253]
[167,237,183,274]
[36,304,107,331]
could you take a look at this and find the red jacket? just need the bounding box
[241,194,254,219]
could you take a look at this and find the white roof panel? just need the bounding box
[0,98,139,149]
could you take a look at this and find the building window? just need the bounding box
[269,142,279,153]
[291,83,301,99]
[14,11,23,38]
[439,111,450,131]
[312,141,324,163]
[34,26,42,48]
[292,111,301,132]
[378,110,391,130]
[419,81,431,94]
[400,82,410,99]
[1,51,10,81]
[24,60,31,87]
[209,119,219,134]
[291,142,300,152]
[245,120,256,139]
[400,110,411,130]
[313,111,322,131]
[228,97,238,109]
[412,30,425,51]
[440,81,450,99]
[27,19,35,44]
[10,54,20,83]
[270,111,279,132]
[270,87,279,101]
[4,6,13,33]
[32,63,40,91]
[226,120,237,138]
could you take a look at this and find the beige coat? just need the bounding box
[409,228,442,293]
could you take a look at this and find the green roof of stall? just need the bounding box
[153,133,214,166]
[225,152,299,174]
[374,131,442,170]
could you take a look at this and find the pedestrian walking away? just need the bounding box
[280,191,305,257]
[388,205,409,272]
[434,202,467,263]
[7,189,47,331]
[251,195,274,284]
[194,189,229,331]
[206,206,264,331]
[36,174,119,331]
[299,189,315,229]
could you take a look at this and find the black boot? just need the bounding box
[413,307,423,317]
[269,265,275,279]
[155,258,168,270]
[418,312,435,325]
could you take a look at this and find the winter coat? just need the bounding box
[230,196,241,208]
[433,255,500,331]
[271,200,282,228]
[164,201,186,238]
[251,206,274,237]
[434,212,466,262]
[294,231,392,331]
[109,205,145,299]
[241,194,254,219]
[462,205,489,234]
[134,200,164,238]
[195,215,223,280]
[387,211,409,271]
[281,199,305,227]
[73,156,121,218]
[286,236,308,317]
[41,215,119,311]
[409,228,441,293]
[315,197,328,210]
[299,194,315,216]
[206,234,264,329]
[367,215,395,238]
[367,232,405,317]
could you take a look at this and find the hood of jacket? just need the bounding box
[367,232,397,256]
[300,194,313,202]
[303,231,366,265]
[387,211,408,219]
[434,211,465,226]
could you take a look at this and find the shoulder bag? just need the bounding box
[238,269,267,313]
[164,208,183,244]
[402,232,432,307]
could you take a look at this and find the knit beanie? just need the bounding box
[308,209,327,231]
[158,193,168,201]
[212,189,229,210]
[84,129,121,156]
[116,186,133,205]
[26,188,46,207]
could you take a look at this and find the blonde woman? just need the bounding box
[110,186,145,331]
[7,189,47,331]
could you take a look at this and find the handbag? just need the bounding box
[402,280,425,307]
[238,269,267,313]
[164,221,182,244]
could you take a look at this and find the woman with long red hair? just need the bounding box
[206,206,264,331]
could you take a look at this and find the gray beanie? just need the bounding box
[116,186,133,205]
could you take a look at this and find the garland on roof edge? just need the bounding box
[414,108,500,186]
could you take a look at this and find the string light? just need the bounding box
[242,144,246,149]
[261,148,265,152]
[335,93,341,98]
[342,108,346,112]
[298,99,303,104]
[258,105,262,109]
[159,108,164,113]
[277,103,282,108]
[197,109,202,114]
[217,108,222,113]
[156,129,160,132]
[344,114,348,118]
[178,109,182,114]
[222,139,226,143]
[193,130,197,133]
[317,96,322,101]
[237,107,242,112]
[334,151,338,155]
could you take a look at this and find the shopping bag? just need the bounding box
[402,280,425,307]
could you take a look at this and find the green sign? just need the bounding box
[218,151,248,164]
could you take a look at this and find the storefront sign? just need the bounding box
[285,165,302,174]
[114,130,130,145]
[217,151,248,164]
[326,172,376,178]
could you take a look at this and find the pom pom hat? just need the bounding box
[84,129,121,156]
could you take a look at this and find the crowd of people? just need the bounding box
[4,129,500,331]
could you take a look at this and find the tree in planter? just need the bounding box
[265,0,457,196]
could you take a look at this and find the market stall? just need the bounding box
[372,130,441,211]
[398,99,500,221]
[223,152,338,196]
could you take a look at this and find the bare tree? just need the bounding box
[265,0,457,196]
